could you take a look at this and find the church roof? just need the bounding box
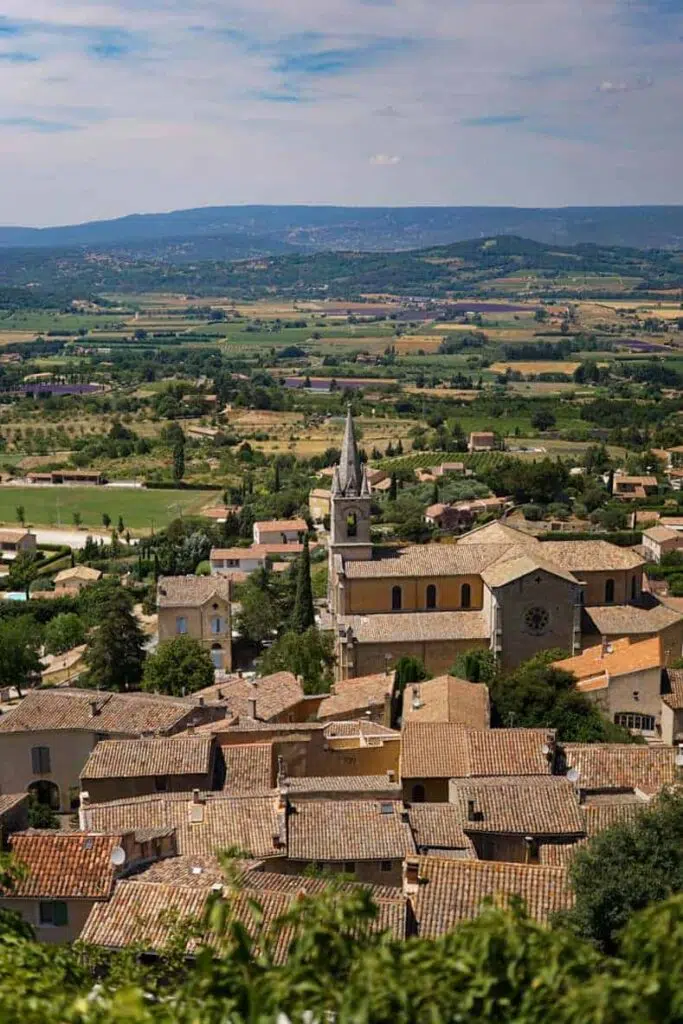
[481,554,579,589]
[343,544,510,579]
[334,407,364,497]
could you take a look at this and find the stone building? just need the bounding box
[157,575,232,671]
[326,411,680,679]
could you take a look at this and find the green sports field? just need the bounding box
[0,487,221,532]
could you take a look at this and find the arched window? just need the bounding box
[411,784,425,803]
[346,512,357,538]
[210,643,223,669]
[210,615,224,634]
[605,578,615,604]
[426,584,437,610]
[461,582,471,609]
[28,779,60,811]
[631,575,637,600]
[176,616,188,635]
[392,585,402,611]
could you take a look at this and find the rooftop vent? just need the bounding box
[380,802,394,815]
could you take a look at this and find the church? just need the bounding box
[327,410,683,679]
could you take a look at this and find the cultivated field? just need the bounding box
[491,361,581,375]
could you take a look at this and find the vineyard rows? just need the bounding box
[374,451,511,473]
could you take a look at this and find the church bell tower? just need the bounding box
[328,408,373,594]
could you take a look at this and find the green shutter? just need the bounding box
[53,901,68,927]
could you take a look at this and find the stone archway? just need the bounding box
[28,779,60,810]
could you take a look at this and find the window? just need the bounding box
[210,645,223,669]
[631,575,637,600]
[346,512,357,538]
[391,586,402,611]
[380,860,392,873]
[39,901,68,927]
[344,862,356,874]
[31,746,51,774]
[426,584,437,610]
[154,775,168,792]
[614,712,655,732]
[226,559,239,568]
[411,784,425,803]
[176,616,188,635]
[461,583,471,609]
[210,616,224,634]
[605,578,615,604]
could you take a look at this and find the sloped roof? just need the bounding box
[54,565,102,583]
[401,725,554,779]
[0,793,28,818]
[286,800,416,862]
[558,744,677,792]
[343,544,509,579]
[481,553,578,589]
[192,672,304,723]
[584,603,683,636]
[450,777,585,836]
[401,676,490,730]
[663,668,683,710]
[0,689,198,736]
[318,672,394,720]
[86,792,282,860]
[5,831,126,899]
[283,776,401,796]
[157,575,231,608]
[221,742,273,793]
[254,519,307,533]
[643,526,679,543]
[341,611,490,644]
[406,804,473,853]
[539,540,644,572]
[553,636,663,682]
[411,857,573,934]
[81,736,213,780]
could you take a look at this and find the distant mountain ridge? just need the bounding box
[3,205,683,254]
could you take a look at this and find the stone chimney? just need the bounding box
[198,696,205,707]
[467,799,477,822]
[89,700,100,717]
[386,769,396,783]
[403,857,420,895]
[247,697,257,720]
[78,791,91,831]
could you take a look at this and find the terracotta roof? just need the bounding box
[584,602,683,636]
[450,777,585,836]
[211,544,308,559]
[539,540,644,572]
[559,744,677,792]
[286,799,416,862]
[342,544,509,579]
[553,636,663,682]
[192,672,304,723]
[0,688,199,736]
[0,793,28,818]
[410,857,573,934]
[406,804,473,853]
[318,672,393,720]
[482,553,579,588]
[643,526,679,543]
[81,870,407,956]
[582,800,645,836]
[86,793,283,860]
[254,519,307,533]
[0,529,32,543]
[341,611,490,644]
[400,725,554,779]
[538,842,584,866]
[323,720,399,739]
[614,475,657,487]
[401,676,490,729]
[663,669,683,710]
[81,736,213,781]
[157,575,231,608]
[133,854,226,886]
[54,565,102,583]
[283,776,401,796]
[5,831,127,899]
[221,742,273,793]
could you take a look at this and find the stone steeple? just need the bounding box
[335,405,363,497]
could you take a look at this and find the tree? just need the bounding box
[102,512,111,529]
[489,651,634,742]
[72,511,82,528]
[451,648,496,683]
[15,505,25,527]
[236,568,282,644]
[117,515,125,535]
[8,551,40,597]
[531,408,556,432]
[173,440,185,482]
[564,791,683,953]
[84,592,146,691]
[27,795,59,830]
[0,616,42,697]
[43,612,86,655]
[389,472,398,501]
[259,627,334,693]
[142,636,214,697]
[291,536,315,633]
[394,656,429,692]
[79,578,134,627]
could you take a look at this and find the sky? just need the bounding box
[1,0,682,225]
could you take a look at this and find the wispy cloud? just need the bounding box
[462,114,526,127]
[0,51,39,62]
[369,153,400,165]
[0,116,78,133]
[598,76,654,93]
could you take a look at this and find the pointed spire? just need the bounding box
[360,465,371,497]
[337,405,361,496]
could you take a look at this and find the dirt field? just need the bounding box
[491,361,581,375]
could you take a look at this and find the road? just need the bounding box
[31,528,131,549]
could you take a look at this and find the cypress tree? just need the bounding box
[291,535,315,633]
[173,440,185,482]
[389,472,398,501]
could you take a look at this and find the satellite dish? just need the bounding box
[110,845,126,867]
[566,768,580,784]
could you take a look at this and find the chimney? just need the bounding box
[296,675,304,689]
[187,724,195,736]
[403,857,420,895]
[467,799,477,822]
[78,791,91,831]
[217,689,223,700]
[248,697,257,720]
[198,696,205,707]
[90,701,100,717]
[386,769,396,783]
[192,788,201,804]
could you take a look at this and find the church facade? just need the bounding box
[327,411,683,679]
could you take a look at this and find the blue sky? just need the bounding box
[0,0,682,224]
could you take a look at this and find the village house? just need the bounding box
[553,637,665,739]
[40,644,87,687]
[327,411,666,679]
[401,675,490,730]
[467,431,497,452]
[0,828,176,943]
[0,688,222,813]
[316,670,396,725]
[309,488,331,522]
[642,525,683,563]
[612,474,658,501]
[661,669,683,744]
[253,518,307,546]
[157,575,232,671]
[0,528,36,561]
[556,743,678,802]
[53,565,102,594]
[80,735,217,804]
[0,793,29,849]
[210,543,308,576]
[190,670,307,724]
